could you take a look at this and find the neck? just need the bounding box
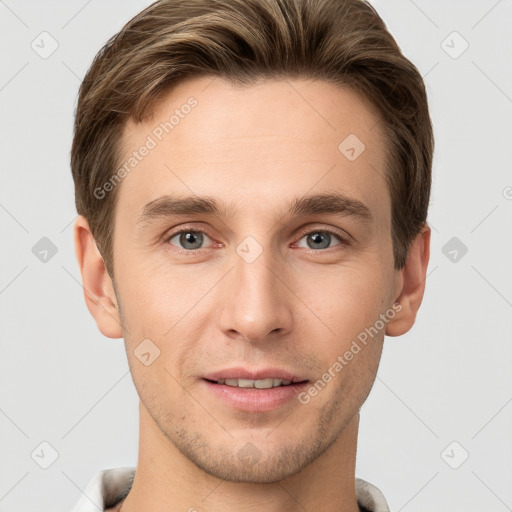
[119,402,362,512]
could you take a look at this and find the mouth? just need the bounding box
[204,377,306,388]
[201,368,309,412]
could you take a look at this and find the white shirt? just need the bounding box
[70,467,391,512]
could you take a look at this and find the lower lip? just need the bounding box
[202,379,309,412]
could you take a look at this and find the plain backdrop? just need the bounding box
[1,0,511,511]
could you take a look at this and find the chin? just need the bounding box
[173,430,327,484]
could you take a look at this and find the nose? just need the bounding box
[217,246,293,343]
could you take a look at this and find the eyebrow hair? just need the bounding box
[136,192,373,226]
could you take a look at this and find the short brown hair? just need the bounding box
[71,0,434,277]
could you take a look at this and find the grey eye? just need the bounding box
[169,230,210,250]
[297,231,342,250]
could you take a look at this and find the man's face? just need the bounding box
[111,76,401,482]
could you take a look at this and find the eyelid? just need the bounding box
[293,225,351,245]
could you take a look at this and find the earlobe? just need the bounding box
[385,224,431,337]
[73,215,123,339]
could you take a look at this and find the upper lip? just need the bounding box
[203,367,308,383]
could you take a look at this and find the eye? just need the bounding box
[295,229,347,250]
[167,229,213,251]
[164,226,349,254]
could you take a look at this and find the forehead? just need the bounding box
[115,76,390,228]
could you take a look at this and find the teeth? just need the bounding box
[219,378,292,388]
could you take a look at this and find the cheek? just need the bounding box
[296,265,390,393]
[115,258,199,331]
[301,265,388,334]
[117,264,215,372]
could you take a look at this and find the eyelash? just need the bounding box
[163,225,351,255]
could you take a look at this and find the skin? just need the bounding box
[74,76,430,512]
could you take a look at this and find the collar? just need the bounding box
[70,467,391,512]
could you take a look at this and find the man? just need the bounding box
[70,0,433,510]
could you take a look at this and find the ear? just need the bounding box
[386,223,431,337]
[73,215,123,339]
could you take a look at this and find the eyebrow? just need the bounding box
[136,192,373,226]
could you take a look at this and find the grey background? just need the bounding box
[1,0,511,510]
